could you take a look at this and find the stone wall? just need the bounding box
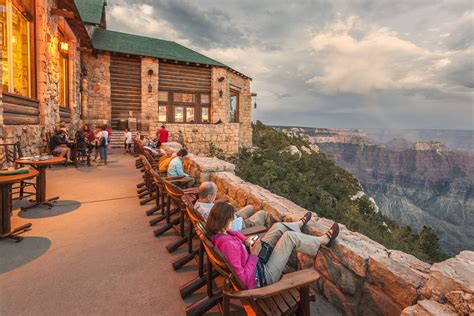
[1,0,82,155]
[157,123,240,156]
[179,154,474,316]
[81,52,111,128]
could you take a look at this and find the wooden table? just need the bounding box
[15,157,66,210]
[0,169,38,241]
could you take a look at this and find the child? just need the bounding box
[123,128,133,154]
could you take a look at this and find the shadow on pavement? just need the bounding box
[18,200,81,219]
[0,236,51,274]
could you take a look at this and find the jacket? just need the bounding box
[211,231,258,289]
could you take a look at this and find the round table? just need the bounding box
[15,157,66,210]
[0,169,38,241]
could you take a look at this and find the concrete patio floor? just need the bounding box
[0,150,340,316]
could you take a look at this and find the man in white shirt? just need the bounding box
[194,181,272,231]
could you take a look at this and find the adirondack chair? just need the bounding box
[195,221,320,316]
[137,156,157,205]
[162,179,199,254]
[180,195,268,298]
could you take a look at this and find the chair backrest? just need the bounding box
[194,221,248,291]
[0,142,21,166]
[163,179,186,208]
[182,194,205,224]
[140,155,153,173]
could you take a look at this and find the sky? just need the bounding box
[105,0,473,130]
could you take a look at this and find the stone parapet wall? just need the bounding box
[155,123,241,156]
[182,155,473,316]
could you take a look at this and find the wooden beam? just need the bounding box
[51,8,76,19]
[77,47,93,53]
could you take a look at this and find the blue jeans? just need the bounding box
[99,146,107,161]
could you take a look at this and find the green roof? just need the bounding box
[74,0,104,25]
[92,29,226,67]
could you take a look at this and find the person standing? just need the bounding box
[124,128,133,154]
[157,125,169,148]
[98,126,109,165]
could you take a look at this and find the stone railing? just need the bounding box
[169,146,473,316]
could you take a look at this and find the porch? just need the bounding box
[0,150,339,315]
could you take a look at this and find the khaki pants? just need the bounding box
[235,205,271,228]
[261,222,323,285]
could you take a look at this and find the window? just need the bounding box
[186,107,195,123]
[1,0,33,98]
[158,105,167,122]
[230,90,239,123]
[173,92,195,103]
[58,33,69,107]
[158,91,168,102]
[201,107,209,123]
[158,91,211,123]
[200,94,209,104]
[174,106,184,122]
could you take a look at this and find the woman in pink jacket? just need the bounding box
[208,202,339,289]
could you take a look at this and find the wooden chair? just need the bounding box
[73,132,92,167]
[0,142,36,200]
[138,155,158,205]
[162,179,199,254]
[179,195,267,298]
[195,221,320,316]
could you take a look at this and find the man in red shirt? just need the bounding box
[157,125,169,148]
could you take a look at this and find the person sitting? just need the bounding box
[50,129,71,162]
[59,121,68,141]
[81,124,95,143]
[195,181,273,231]
[207,202,339,289]
[167,148,195,187]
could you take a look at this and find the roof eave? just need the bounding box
[58,0,92,48]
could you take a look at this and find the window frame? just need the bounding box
[229,89,240,123]
[1,0,36,100]
[158,90,211,124]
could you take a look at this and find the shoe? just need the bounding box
[300,212,312,231]
[325,223,340,248]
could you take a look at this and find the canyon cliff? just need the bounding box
[278,127,474,256]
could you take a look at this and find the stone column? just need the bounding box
[211,67,229,123]
[141,57,159,133]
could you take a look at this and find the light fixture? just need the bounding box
[148,84,153,93]
[60,41,69,53]
[148,69,154,76]
[218,76,225,82]
[219,90,223,97]
[252,93,257,109]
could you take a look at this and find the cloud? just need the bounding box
[105,0,474,129]
[306,16,450,95]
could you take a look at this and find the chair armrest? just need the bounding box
[170,177,194,183]
[183,188,199,194]
[162,176,184,180]
[224,269,320,299]
[241,225,267,236]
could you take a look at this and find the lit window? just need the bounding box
[201,107,209,123]
[158,105,167,122]
[173,93,195,103]
[200,94,209,104]
[174,106,184,122]
[58,36,69,107]
[158,91,168,102]
[1,0,32,97]
[186,107,195,123]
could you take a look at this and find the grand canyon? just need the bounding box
[278,127,474,256]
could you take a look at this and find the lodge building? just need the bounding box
[0,0,253,155]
